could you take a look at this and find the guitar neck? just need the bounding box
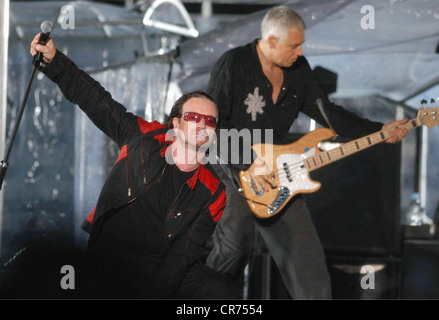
[304,118,420,172]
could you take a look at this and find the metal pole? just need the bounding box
[0,0,10,253]
[419,126,428,211]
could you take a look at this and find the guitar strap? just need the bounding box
[315,98,338,138]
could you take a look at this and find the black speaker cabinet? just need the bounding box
[401,240,439,299]
[327,255,401,299]
[246,253,402,299]
[304,141,402,256]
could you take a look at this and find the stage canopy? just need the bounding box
[176,0,439,105]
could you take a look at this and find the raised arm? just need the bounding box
[30,34,141,147]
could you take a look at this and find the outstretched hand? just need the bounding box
[30,33,56,63]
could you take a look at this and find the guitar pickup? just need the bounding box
[283,162,293,182]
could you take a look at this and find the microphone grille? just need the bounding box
[40,21,53,33]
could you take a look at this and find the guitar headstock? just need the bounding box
[417,98,439,128]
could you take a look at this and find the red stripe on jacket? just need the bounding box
[138,118,165,133]
[197,166,220,195]
[114,119,166,165]
[197,167,225,222]
[115,145,128,164]
[86,207,96,224]
[208,189,226,222]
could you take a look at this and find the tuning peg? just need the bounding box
[421,99,427,107]
[431,98,435,105]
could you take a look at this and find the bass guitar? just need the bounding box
[238,106,439,218]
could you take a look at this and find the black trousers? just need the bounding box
[175,261,241,299]
[77,241,241,299]
[206,166,332,299]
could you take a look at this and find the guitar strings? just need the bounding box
[268,124,416,182]
[262,113,437,182]
[247,114,437,207]
[243,113,436,212]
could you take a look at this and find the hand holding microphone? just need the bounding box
[30,21,56,66]
[1,21,57,190]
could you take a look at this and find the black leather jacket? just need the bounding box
[40,50,226,296]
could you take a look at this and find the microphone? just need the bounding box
[33,20,54,67]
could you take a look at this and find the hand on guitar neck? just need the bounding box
[382,118,409,144]
[248,157,277,193]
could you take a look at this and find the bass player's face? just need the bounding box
[271,27,305,68]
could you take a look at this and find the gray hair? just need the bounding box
[261,6,306,42]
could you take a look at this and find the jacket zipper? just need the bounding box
[140,136,148,186]
[126,162,167,205]
[168,182,186,217]
[125,152,132,197]
[150,163,168,189]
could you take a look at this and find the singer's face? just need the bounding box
[172,97,217,151]
[272,28,305,67]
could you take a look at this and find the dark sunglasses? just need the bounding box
[183,112,217,128]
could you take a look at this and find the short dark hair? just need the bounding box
[167,90,217,129]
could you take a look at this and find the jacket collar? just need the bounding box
[159,143,204,190]
[186,165,202,190]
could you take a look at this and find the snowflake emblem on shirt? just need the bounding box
[244,87,266,121]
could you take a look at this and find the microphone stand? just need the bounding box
[0,56,44,190]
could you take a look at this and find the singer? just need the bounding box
[204,6,409,299]
[30,34,241,299]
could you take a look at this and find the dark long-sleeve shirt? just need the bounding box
[207,39,383,170]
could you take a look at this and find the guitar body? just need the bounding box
[238,128,335,218]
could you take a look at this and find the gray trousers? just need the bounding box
[206,166,332,299]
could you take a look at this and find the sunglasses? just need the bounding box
[183,112,217,128]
